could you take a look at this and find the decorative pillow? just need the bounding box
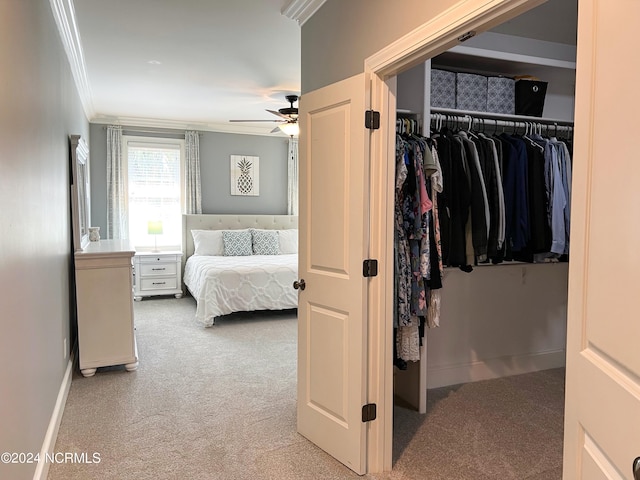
[251,229,279,255]
[191,230,224,256]
[222,229,252,256]
[278,229,298,254]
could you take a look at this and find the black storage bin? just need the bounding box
[515,79,548,117]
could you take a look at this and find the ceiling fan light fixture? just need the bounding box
[278,122,299,136]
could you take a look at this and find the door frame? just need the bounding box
[361,0,546,471]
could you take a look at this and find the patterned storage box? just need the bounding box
[430,69,456,109]
[487,76,515,114]
[456,72,488,112]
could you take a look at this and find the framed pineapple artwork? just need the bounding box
[230,155,259,196]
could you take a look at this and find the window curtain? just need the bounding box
[287,137,298,215]
[184,130,202,214]
[106,125,127,239]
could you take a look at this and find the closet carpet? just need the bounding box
[49,297,565,480]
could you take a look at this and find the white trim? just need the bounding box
[32,349,75,480]
[363,0,544,472]
[426,350,566,389]
[48,0,95,119]
[281,0,327,26]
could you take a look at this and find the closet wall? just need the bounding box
[394,29,576,409]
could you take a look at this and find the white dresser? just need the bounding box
[133,251,183,301]
[75,240,138,377]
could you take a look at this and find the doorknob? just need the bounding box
[633,457,640,480]
[293,279,306,291]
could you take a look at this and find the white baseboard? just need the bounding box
[426,349,566,389]
[32,348,75,480]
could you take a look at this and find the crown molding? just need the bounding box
[281,0,327,26]
[49,0,95,119]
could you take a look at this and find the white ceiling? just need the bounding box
[65,0,576,136]
[70,0,304,135]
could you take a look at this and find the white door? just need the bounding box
[296,72,370,475]
[563,0,640,478]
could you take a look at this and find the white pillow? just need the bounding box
[191,230,224,256]
[278,229,298,254]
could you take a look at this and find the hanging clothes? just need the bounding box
[394,131,444,363]
[427,143,444,328]
[429,117,572,268]
[431,130,472,269]
[394,113,573,364]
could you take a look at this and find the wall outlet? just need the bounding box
[63,338,68,359]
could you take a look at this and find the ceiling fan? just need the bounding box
[230,94,299,135]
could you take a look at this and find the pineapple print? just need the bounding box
[236,157,253,194]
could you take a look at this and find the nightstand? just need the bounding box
[133,251,183,301]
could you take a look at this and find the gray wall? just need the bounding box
[302,0,577,94]
[90,125,289,235]
[301,0,459,93]
[0,1,89,479]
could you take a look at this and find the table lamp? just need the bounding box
[148,220,163,252]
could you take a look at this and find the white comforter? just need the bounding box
[184,254,298,327]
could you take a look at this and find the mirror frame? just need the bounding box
[70,134,90,251]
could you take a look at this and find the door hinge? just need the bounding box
[363,259,378,277]
[362,403,377,422]
[365,110,380,130]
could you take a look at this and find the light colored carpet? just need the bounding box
[49,297,564,480]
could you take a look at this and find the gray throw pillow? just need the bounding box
[222,230,252,256]
[251,229,279,255]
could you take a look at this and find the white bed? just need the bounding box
[182,214,298,327]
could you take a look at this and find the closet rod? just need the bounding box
[430,113,573,133]
[430,107,574,126]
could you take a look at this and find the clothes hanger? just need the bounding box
[462,115,478,138]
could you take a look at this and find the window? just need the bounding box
[123,136,184,250]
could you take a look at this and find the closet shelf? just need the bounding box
[446,45,576,71]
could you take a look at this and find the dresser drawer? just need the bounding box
[139,263,177,277]
[140,277,178,291]
[138,254,180,264]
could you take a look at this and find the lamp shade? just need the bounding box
[147,220,163,235]
[278,122,299,137]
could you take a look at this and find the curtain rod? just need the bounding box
[102,126,201,136]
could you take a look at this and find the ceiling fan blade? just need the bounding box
[270,126,282,133]
[229,119,283,123]
[266,109,291,120]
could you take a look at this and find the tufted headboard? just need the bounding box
[182,214,298,266]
